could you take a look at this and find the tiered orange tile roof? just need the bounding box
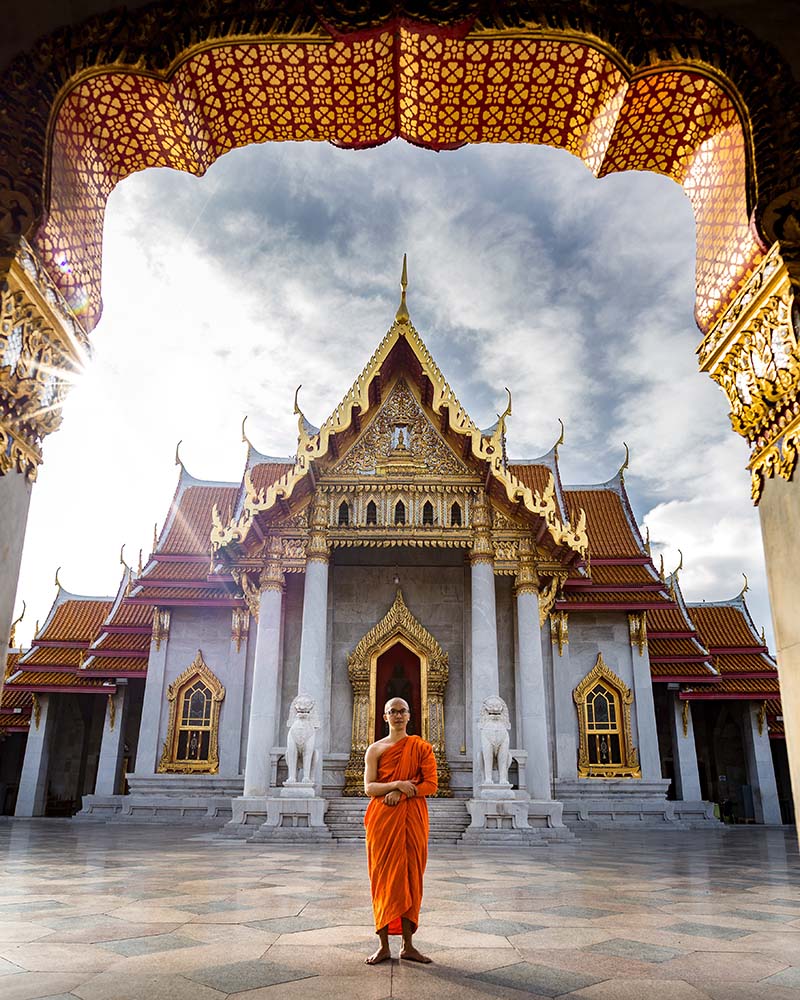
[565,487,644,558]
[647,581,716,683]
[765,699,784,738]
[682,595,780,714]
[1,655,32,732]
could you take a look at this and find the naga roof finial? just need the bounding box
[673,548,683,577]
[497,387,512,430]
[395,253,410,324]
[554,418,565,458]
[9,600,25,648]
[739,572,749,599]
[54,565,64,591]
[119,544,130,572]
[241,415,253,448]
[618,441,630,483]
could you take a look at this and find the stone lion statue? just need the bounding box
[479,695,511,785]
[285,694,320,784]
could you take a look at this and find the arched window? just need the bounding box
[158,651,225,773]
[394,500,406,525]
[338,500,349,526]
[422,500,434,525]
[366,500,377,525]
[573,653,640,778]
[450,501,462,526]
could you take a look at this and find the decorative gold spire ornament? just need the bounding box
[395,253,410,324]
[9,601,25,648]
[54,566,63,590]
[553,418,565,458]
[739,572,749,598]
[673,549,683,576]
[241,415,252,447]
[175,439,185,471]
[618,442,630,483]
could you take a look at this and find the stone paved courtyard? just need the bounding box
[0,822,798,1000]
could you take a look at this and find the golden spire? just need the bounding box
[119,544,130,572]
[137,548,143,575]
[152,522,159,552]
[739,572,749,599]
[395,253,410,324]
[673,549,683,577]
[175,439,185,472]
[241,415,253,449]
[618,442,630,483]
[54,565,64,591]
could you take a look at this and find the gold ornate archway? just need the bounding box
[343,588,451,796]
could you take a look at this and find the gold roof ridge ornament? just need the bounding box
[54,565,64,591]
[395,253,410,325]
[175,439,185,473]
[553,418,565,459]
[9,600,25,649]
[210,286,589,561]
[241,415,253,449]
[618,441,630,484]
[738,572,749,599]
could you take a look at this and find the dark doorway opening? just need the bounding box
[375,641,421,743]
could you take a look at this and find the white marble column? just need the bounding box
[295,555,330,791]
[743,701,783,825]
[94,686,128,795]
[0,472,32,703]
[133,612,169,775]
[759,474,800,824]
[514,544,552,800]
[15,695,55,816]
[669,695,702,801]
[629,618,662,780]
[470,557,500,795]
[243,575,284,798]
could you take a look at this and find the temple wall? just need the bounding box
[155,606,239,775]
[277,574,304,747]
[552,612,641,777]
[495,575,518,747]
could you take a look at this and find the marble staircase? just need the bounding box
[325,797,471,845]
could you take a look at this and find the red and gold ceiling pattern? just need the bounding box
[37,29,756,332]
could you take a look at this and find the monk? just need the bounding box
[363,696,438,965]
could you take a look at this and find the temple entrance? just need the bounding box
[344,588,451,796]
[375,641,422,742]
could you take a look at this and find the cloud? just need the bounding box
[13,139,772,649]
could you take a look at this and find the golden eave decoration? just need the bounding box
[210,310,588,560]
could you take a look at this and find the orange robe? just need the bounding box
[364,734,438,935]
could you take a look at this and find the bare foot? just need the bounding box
[399,945,432,963]
[365,946,391,965]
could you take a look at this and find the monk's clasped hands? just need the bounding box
[395,780,417,798]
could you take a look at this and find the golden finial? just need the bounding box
[659,553,665,582]
[175,439,184,471]
[760,625,766,646]
[739,572,749,598]
[241,415,253,448]
[153,522,159,552]
[293,385,302,416]
[496,387,512,435]
[618,442,630,482]
[644,525,651,556]
[395,253,410,324]
[9,601,25,648]
[34,619,40,637]
[54,566,64,590]
[119,544,130,572]
[137,548,143,575]
[673,549,683,576]
[554,418,565,457]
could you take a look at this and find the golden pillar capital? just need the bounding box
[698,241,800,502]
[514,535,540,595]
[0,237,88,480]
[470,489,494,564]
[306,493,330,563]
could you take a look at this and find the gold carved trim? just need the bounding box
[343,587,451,797]
[211,318,588,558]
[107,692,116,732]
[538,572,567,627]
[757,700,767,736]
[157,650,225,774]
[550,611,569,656]
[231,608,249,653]
[573,653,641,779]
[699,242,800,503]
[151,608,170,651]
[31,693,40,729]
[681,698,690,738]
[628,612,647,656]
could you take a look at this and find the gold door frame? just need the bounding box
[343,588,451,796]
[573,652,641,779]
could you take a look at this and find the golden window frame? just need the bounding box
[573,653,641,779]
[157,650,226,774]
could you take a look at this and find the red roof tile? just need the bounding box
[508,464,552,496]
[565,489,643,558]
[38,599,113,643]
[689,604,761,649]
[161,485,238,554]
[250,462,292,494]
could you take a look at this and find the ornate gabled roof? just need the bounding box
[565,457,648,560]
[18,587,114,666]
[154,463,238,556]
[210,304,588,561]
[509,425,569,526]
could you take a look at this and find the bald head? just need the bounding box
[384,697,410,716]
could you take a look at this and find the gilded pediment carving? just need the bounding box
[332,378,469,478]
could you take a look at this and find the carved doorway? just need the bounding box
[344,588,451,796]
[375,641,422,742]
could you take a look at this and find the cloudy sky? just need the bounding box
[13,140,770,646]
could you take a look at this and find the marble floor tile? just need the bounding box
[101,932,198,957]
[566,978,711,999]
[471,959,603,996]
[184,958,316,992]
[0,971,89,1000]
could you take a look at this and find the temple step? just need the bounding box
[324,798,471,844]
